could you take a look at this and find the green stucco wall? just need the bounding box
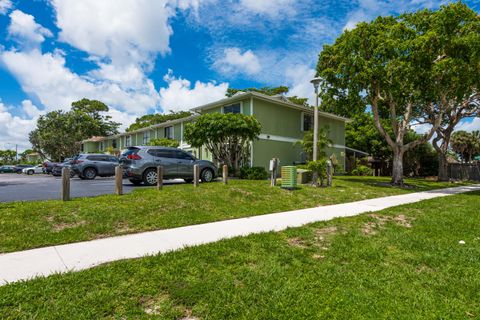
[252,139,303,169]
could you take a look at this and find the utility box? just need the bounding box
[296,169,312,184]
[281,166,297,189]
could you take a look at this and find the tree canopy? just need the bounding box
[29,99,120,161]
[316,2,480,185]
[184,113,261,173]
[126,111,192,132]
[451,130,480,163]
[227,86,309,107]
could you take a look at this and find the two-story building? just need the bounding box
[82,91,350,170]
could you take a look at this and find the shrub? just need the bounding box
[307,159,327,186]
[351,165,373,176]
[147,138,180,148]
[239,166,268,180]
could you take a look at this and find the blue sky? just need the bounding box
[0,0,479,151]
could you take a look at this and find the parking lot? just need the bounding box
[0,174,185,202]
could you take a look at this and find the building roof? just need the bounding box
[192,91,351,123]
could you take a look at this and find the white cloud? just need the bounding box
[239,0,296,16]
[159,69,228,111]
[0,49,159,114]
[455,117,480,133]
[0,100,38,151]
[8,10,52,48]
[285,64,316,104]
[21,99,42,118]
[0,0,12,15]
[50,0,174,67]
[214,47,261,77]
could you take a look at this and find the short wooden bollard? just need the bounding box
[193,164,200,187]
[157,166,163,190]
[115,166,123,195]
[61,167,70,201]
[222,165,228,184]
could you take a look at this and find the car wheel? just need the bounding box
[27,170,34,175]
[142,168,158,186]
[70,171,76,178]
[201,168,214,182]
[184,178,193,183]
[82,167,97,180]
[129,179,143,186]
[16,170,22,174]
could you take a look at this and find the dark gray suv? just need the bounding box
[120,146,217,186]
[72,154,119,180]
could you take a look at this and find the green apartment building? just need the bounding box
[82,92,350,170]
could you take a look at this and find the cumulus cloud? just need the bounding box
[8,10,52,48]
[50,0,174,66]
[214,47,261,77]
[0,99,39,151]
[0,0,12,15]
[0,49,159,114]
[159,69,228,111]
[285,64,316,104]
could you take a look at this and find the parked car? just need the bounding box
[119,146,218,186]
[52,158,75,177]
[43,161,60,174]
[13,164,34,174]
[22,164,44,175]
[0,165,15,173]
[71,154,119,180]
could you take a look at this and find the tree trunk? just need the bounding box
[437,152,449,181]
[391,149,404,186]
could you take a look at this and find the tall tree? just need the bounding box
[316,3,480,185]
[451,130,480,163]
[29,99,120,161]
[184,113,261,173]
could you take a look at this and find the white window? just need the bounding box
[143,131,150,144]
[223,103,241,114]
[125,135,131,147]
[165,126,173,139]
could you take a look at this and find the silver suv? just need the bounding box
[72,154,119,180]
[120,146,217,186]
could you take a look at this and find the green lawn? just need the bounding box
[0,176,467,253]
[1,191,479,319]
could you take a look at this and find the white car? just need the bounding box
[22,164,44,175]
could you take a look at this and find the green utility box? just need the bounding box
[281,166,297,189]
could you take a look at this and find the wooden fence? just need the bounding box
[448,163,480,181]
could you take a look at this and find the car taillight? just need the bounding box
[127,154,142,160]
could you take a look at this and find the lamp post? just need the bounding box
[310,77,322,186]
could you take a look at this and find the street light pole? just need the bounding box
[310,77,322,186]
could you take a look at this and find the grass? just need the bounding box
[0,176,468,253]
[0,191,479,319]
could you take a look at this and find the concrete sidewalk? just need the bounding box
[1,184,479,286]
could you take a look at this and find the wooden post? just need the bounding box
[157,166,163,190]
[222,165,228,184]
[193,164,200,187]
[61,167,70,201]
[115,166,123,195]
[326,160,332,187]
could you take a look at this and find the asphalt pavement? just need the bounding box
[0,173,184,202]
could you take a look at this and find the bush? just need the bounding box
[351,165,372,176]
[147,138,180,148]
[239,166,268,180]
[307,159,328,186]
